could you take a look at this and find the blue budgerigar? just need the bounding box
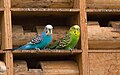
[14,25,53,50]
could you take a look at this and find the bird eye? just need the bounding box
[46,30,48,33]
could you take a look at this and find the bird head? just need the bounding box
[69,25,80,36]
[44,24,53,36]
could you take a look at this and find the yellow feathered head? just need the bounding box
[69,25,80,36]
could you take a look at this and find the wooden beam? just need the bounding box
[2,0,12,49]
[80,0,88,75]
[11,0,73,8]
[5,51,13,75]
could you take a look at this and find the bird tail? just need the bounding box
[13,45,31,50]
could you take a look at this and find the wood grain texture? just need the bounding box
[0,0,3,8]
[5,51,13,75]
[86,0,120,9]
[80,0,88,75]
[89,53,120,75]
[2,0,12,49]
[13,60,28,73]
[11,0,73,8]
[88,21,120,49]
[39,61,79,75]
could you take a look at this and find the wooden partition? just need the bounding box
[0,0,86,75]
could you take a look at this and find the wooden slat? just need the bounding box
[86,0,120,9]
[109,21,120,29]
[89,50,120,53]
[86,9,120,13]
[14,60,28,73]
[88,21,120,49]
[80,0,88,75]
[5,51,13,75]
[11,8,80,12]
[0,0,3,8]
[13,50,82,55]
[11,0,73,8]
[88,53,120,75]
[39,61,79,75]
[2,0,12,49]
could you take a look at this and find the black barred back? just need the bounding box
[31,35,43,44]
[56,33,71,48]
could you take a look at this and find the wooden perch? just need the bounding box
[88,21,120,49]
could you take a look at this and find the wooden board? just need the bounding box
[89,53,120,75]
[2,0,12,49]
[88,21,120,49]
[0,0,3,8]
[11,0,74,8]
[86,0,120,9]
[13,60,28,73]
[39,61,79,75]
[15,69,43,75]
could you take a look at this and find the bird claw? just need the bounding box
[69,49,73,54]
[35,48,41,51]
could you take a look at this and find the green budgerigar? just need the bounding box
[50,25,80,50]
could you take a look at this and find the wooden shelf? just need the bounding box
[13,50,82,56]
[88,49,120,53]
[11,8,80,16]
[11,8,80,12]
[86,9,120,13]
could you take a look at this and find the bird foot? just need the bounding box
[35,48,41,51]
[69,49,73,54]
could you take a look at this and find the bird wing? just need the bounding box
[56,33,71,49]
[29,34,43,44]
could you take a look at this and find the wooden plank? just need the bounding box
[0,0,3,8]
[89,50,120,53]
[13,50,82,55]
[13,60,28,73]
[11,0,73,8]
[88,21,120,49]
[89,53,120,75]
[73,0,80,8]
[89,40,120,49]
[11,8,80,12]
[80,0,88,75]
[39,61,79,75]
[5,51,13,75]
[2,0,12,49]
[109,21,120,29]
[86,9,120,13]
[86,0,120,9]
